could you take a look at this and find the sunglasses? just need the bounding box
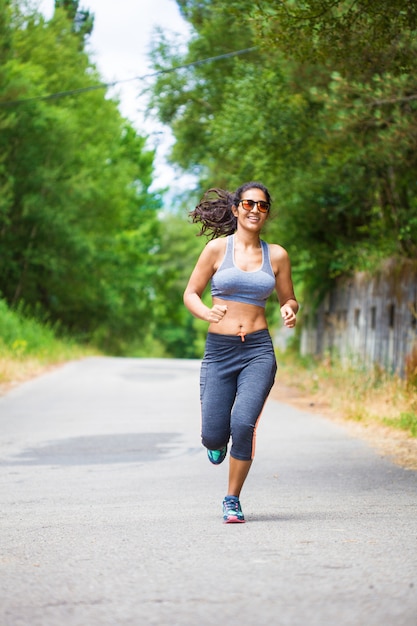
[239,199,270,213]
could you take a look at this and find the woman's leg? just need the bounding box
[200,360,236,451]
[227,333,277,498]
[227,457,252,497]
[229,355,277,462]
[200,335,238,451]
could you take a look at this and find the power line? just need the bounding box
[0,47,258,108]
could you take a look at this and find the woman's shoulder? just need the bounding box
[264,241,291,275]
[205,236,229,254]
[264,241,289,260]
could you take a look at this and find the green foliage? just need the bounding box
[145,211,207,358]
[0,297,82,359]
[252,0,417,77]
[383,412,417,438]
[0,2,167,354]
[148,2,260,178]
[148,0,417,300]
[54,0,94,42]
[4,0,417,360]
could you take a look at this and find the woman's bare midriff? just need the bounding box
[208,298,268,338]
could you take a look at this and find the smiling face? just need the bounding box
[232,187,269,231]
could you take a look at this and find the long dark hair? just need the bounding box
[189,181,272,239]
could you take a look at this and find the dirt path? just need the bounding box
[272,383,417,471]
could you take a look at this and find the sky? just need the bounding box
[37,0,193,193]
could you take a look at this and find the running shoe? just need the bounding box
[222,495,245,523]
[207,445,227,465]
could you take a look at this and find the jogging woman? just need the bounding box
[184,181,298,523]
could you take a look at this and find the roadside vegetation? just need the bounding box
[0,299,97,393]
[275,347,417,437]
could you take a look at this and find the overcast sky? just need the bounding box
[38,0,193,191]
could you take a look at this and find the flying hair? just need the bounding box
[189,188,236,239]
[189,182,272,239]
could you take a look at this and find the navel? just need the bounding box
[237,324,246,342]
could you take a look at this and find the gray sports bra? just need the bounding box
[211,234,276,308]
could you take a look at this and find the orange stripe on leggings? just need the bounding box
[251,404,266,459]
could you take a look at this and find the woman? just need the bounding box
[184,181,298,523]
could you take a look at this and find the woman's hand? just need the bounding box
[281,303,297,328]
[207,304,228,323]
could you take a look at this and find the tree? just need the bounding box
[252,0,417,78]
[148,4,260,178]
[251,0,417,262]
[148,0,417,299]
[0,0,14,237]
[150,211,206,358]
[54,0,93,43]
[0,2,164,352]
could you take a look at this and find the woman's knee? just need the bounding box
[201,432,229,450]
[230,421,255,459]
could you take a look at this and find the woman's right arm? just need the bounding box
[183,240,228,323]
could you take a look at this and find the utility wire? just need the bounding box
[0,46,258,108]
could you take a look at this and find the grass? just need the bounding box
[275,349,417,439]
[0,299,97,392]
[383,413,417,437]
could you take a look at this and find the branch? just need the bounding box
[371,93,417,107]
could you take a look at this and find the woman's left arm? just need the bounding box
[271,244,299,328]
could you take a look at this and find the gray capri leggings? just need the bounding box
[200,329,277,461]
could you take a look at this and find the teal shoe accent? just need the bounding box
[207,446,227,465]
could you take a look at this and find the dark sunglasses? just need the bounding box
[239,199,270,213]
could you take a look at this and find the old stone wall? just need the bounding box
[300,259,417,376]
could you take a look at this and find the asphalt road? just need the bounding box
[0,357,416,626]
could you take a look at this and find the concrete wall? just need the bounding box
[300,259,417,376]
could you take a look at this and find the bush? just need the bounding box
[0,299,95,389]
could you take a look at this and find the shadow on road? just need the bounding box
[0,432,185,466]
